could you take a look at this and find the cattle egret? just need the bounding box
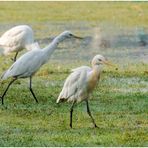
[57,55,114,128]
[0,31,82,105]
[0,25,40,61]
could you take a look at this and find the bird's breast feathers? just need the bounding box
[87,71,100,92]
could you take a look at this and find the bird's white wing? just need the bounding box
[0,30,26,55]
[1,50,43,80]
[57,66,92,103]
[0,25,34,54]
[0,28,25,47]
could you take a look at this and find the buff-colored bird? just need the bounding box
[57,55,114,128]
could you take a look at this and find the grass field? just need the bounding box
[0,1,148,147]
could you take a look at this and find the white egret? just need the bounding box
[0,31,82,105]
[57,55,114,128]
[0,25,40,61]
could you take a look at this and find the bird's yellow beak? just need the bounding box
[103,60,116,67]
[73,35,83,39]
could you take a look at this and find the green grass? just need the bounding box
[0,1,148,146]
[0,1,148,28]
[0,61,147,146]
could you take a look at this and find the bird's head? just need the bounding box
[92,54,115,67]
[56,31,83,42]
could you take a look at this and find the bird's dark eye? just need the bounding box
[99,59,102,61]
[69,34,73,36]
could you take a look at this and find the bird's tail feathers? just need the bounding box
[1,69,10,81]
[56,97,67,104]
[56,91,67,104]
[56,95,62,104]
[1,70,7,80]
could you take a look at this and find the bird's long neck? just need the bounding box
[43,35,63,60]
[92,64,103,78]
[87,65,102,93]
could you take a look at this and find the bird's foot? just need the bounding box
[0,96,4,105]
[33,97,38,103]
[94,124,98,128]
[35,100,39,103]
[10,58,16,62]
[70,124,73,128]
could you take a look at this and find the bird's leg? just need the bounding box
[11,52,19,62]
[29,76,38,103]
[0,78,17,105]
[70,101,76,128]
[86,100,98,128]
[14,52,18,62]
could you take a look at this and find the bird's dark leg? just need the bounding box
[70,101,76,128]
[0,78,17,105]
[86,99,98,128]
[29,76,38,103]
[11,52,19,62]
